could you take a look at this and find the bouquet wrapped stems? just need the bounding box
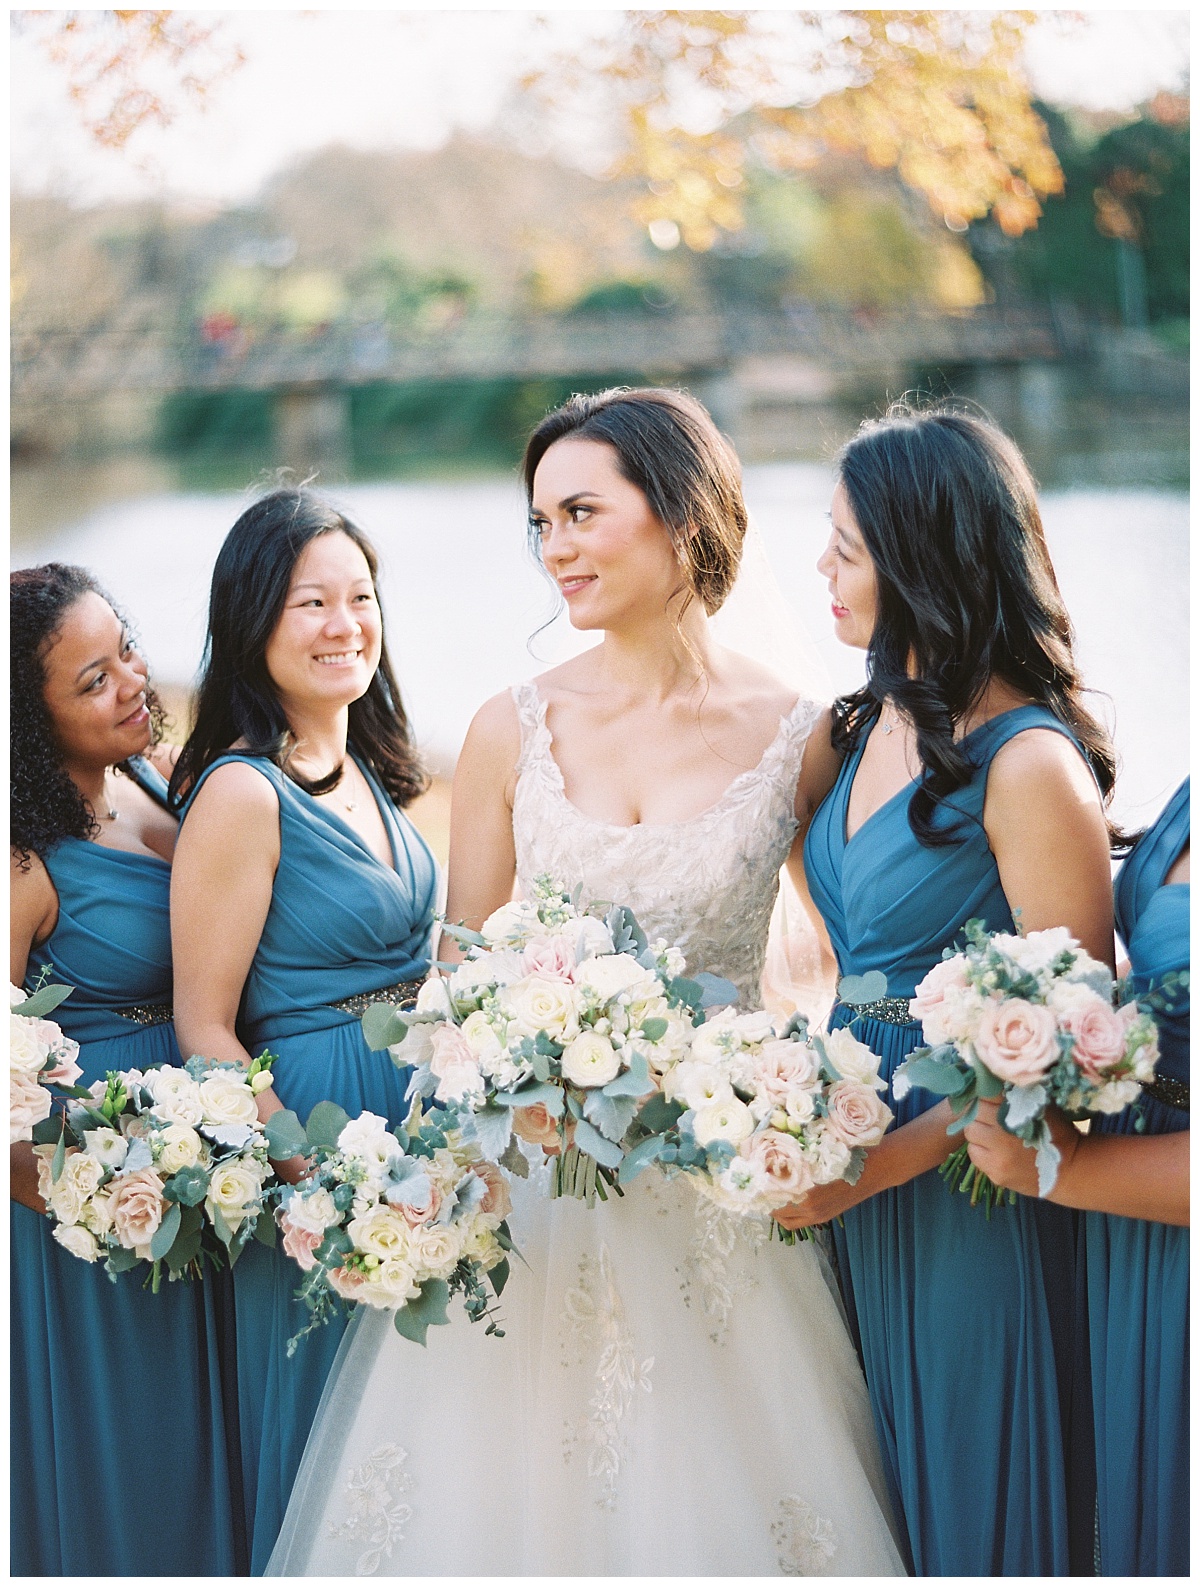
[939,1141,1016,1214]
[549,1144,620,1205]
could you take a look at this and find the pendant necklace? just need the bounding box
[100,774,119,820]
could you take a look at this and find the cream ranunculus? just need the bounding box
[205,1161,266,1232]
[575,954,656,1007]
[155,1123,204,1175]
[52,1222,102,1262]
[689,1013,744,1065]
[692,1097,755,1147]
[47,1149,106,1226]
[197,1073,260,1129]
[109,1166,167,1248]
[143,1067,204,1127]
[559,1030,621,1088]
[10,1070,52,1143]
[821,1028,887,1091]
[505,976,581,1043]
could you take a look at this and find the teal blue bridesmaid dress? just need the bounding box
[11,759,241,1576]
[181,752,437,1574]
[1088,777,1189,1575]
[805,706,1095,1575]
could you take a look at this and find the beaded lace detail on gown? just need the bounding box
[511,682,822,1006]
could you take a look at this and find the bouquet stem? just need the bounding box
[939,1143,1016,1216]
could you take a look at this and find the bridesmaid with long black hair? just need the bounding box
[10,564,241,1575]
[966,777,1188,1576]
[781,404,1113,1574]
[168,489,437,1573]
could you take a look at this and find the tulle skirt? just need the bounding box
[267,1167,905,1577]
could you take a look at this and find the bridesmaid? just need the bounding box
[782,405,1115,1574]
[168,488,438,1573]
[966,778,1188,1576]
[9,564,241,1575]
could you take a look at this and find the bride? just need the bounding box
[267,388,905,1576]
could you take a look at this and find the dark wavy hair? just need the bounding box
[521,387,747,618]
[831,402,1125,848]
[11,563,166,867]
[169,488,426,810]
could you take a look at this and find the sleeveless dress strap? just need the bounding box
[123,755,172,810]
[512,681,552,777]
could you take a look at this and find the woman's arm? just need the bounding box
[10,851,60,1212]
[443,692,522,963]
[965,1097,1188,1225]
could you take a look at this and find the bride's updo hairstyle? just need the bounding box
[169,487,426,810]
[832,401,1125,848]
[521,386,747,619]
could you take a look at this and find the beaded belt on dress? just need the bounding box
[1139,1075,1189,1112]
[848,996,918,1026]
[327,979,426,1019]
[112,1001,173,1027]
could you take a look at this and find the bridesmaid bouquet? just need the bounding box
[619,1007,892,1239]
[894,920,1161,1208]
[33,1055,276,1284]
[270,1098,515,1348]
[362,877,730,1204]
[10,979,81,1143]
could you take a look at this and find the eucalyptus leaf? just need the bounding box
[633,1093,684,1134]
[572,1117,624,1170]
[693,972,740,1009]
[316,1226,354,1264]
[105,1246,141,1275]
[616,1133,667,1184]
[14,982,73,1019]
[531,1050,551,1084]
[208,1204,235,1249]
[165,1216,204,1275]
[392,1277,452,1346]
[361,1003,410,1052]
[265,1109,309,1162]
[149,1200,182,1261]
[439,921,488,948]
[639,1017,668,1042]
[50,1129,67,1184]
[602,1054,655,1099]
[489,1256,510,1297]
[305,1100,352,1151]
[837,970,889,1007]
[894,1054,970,1098]
[30,1116,64,1146]
[164,1165,209,1208]
[253,1209,277,1248]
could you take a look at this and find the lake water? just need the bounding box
[10,465,1188,832]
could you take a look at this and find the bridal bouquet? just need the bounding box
[894,920,1161,1208]
[619,1005,892,1238]
[11,980,82,1144]
[33,1054,276,1284]
[270,1098,515,1348]
[362,877,730,1203]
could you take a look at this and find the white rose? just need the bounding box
[505,976,581,1042]
[692,1097,755,1147]
[408,1222,462,1278]
[198,1073,260,1129]
[347,1205,415,1261]
[560,1031,621,1088]
[143,1068,204,1127]
[9,1012,57,1075]
[52,1223,102,1262]
[673,1061,735,1112]
[284,1185,341,1235]
[732,1009,778,1044]
[156,1123,204,1175]
[81,1187,116,1237]
[9,984,26,1009]
[47,1150,105,1226]
[822,1028,887,1091]
[481,900,544,946]
[415,977,454,1017]
[337,1111,395,1162]
[10,1071,52,1143]
[575,954,657,1006]
[785,1088,816,1126]
[370,1255,422,1305]
[205,1161,265,1232]
[460,1010,505,1066]
[82,1126,128,1171]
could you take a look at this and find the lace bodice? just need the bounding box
[511,682,822,1006]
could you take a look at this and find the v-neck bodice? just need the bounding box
[181,752,438,1042]
[806,706,1086,1000]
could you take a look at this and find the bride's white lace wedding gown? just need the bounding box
[266,684,905,1577]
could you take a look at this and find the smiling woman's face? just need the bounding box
[263,530,383,715]
[530,437,684,632]
[40,591,153,772]
[816,480,879,651]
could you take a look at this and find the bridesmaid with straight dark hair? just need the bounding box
[10,564,241,1575]
[169,489,437,1572]
[782,404,1114,1574]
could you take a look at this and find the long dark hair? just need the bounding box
[831,402,1125,848]
[169,489,426,810]
[521,387,747,618]
[11,563,166,866]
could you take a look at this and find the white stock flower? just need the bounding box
[155,1124,204,1175]
[53,1223,102,1262]
[198,1074,260,1129]
[143,1068,204,1127]
[560,1030,621,1088]
[82,1126,128,1171]
[1090,1078,1141,1114]
[692,1097,755,1147]
[822,1028,887,1090]
[993,926,1076,978]
[807,1128,854,1183]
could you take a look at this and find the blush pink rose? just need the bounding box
[327,1265,369,1303]
[512,1101,573,1153]
[428,1023,484,1102]
[824,1080,891,1148]
[470,1160,512,1220]
[41,1037,82,1087]
[1064,994,1129,1080]
[109,1167,167,1250]
[910,956,971,1043]
[520,936,577,983]
[10,1071,52,1143]
[280,1217,322,1270]
[972,998,1059,1086]
[739,1128,813,1208]
[752,1040,821,1104]
[396,1179,442,1229]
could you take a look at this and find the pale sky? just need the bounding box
[9,8,1191,208]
